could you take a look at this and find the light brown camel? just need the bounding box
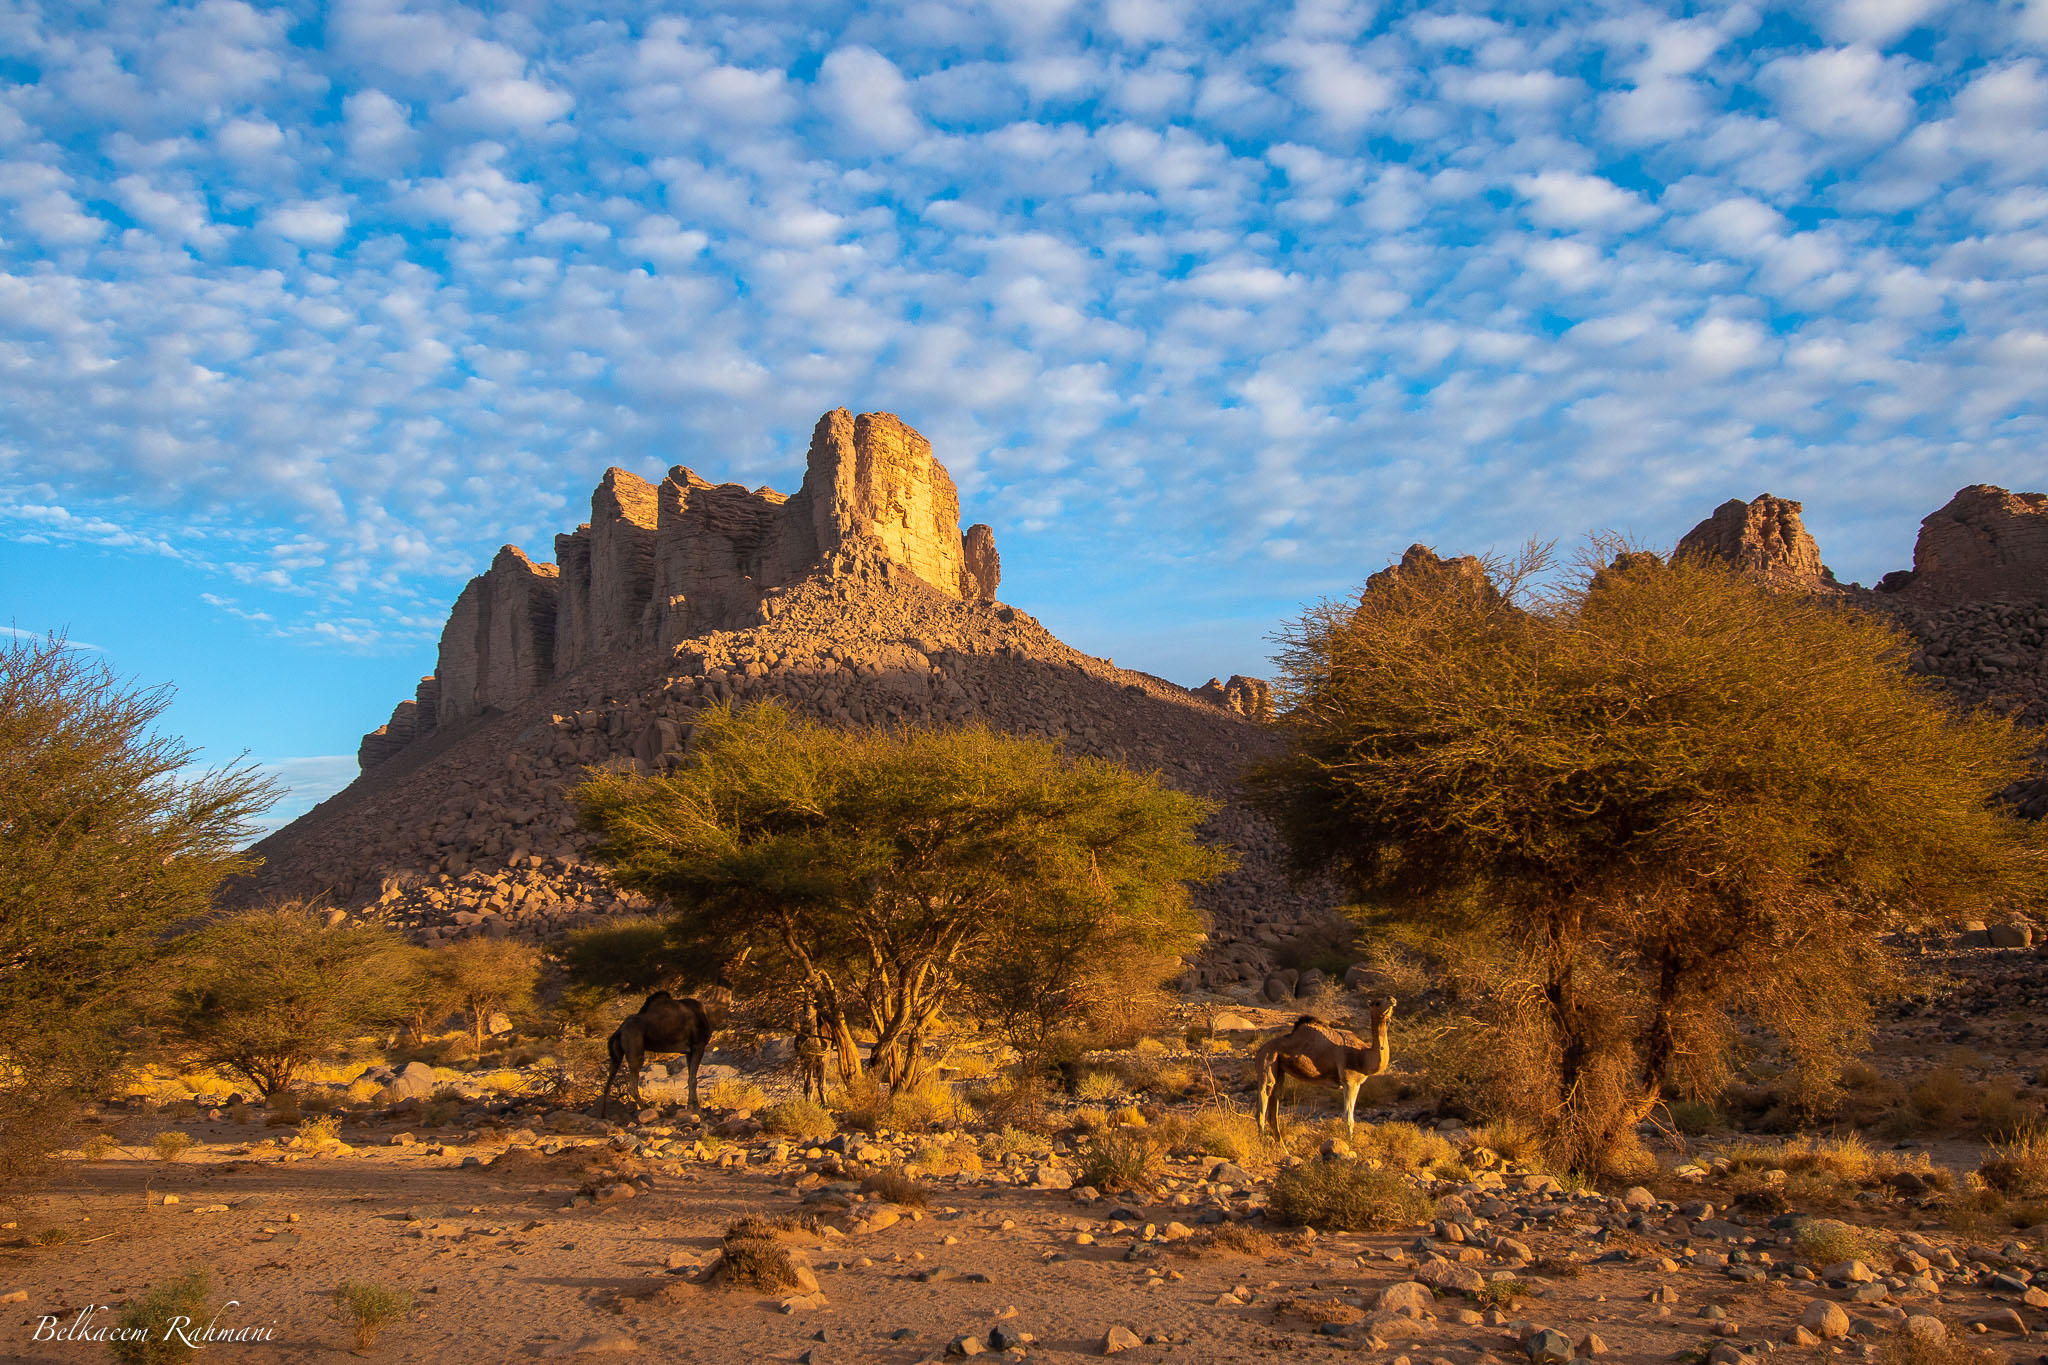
[1253,996,1396,1137]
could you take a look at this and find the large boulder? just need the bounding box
[379,1061,439,1104]
[1675,494,1839,592]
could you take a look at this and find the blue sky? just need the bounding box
[3,0,2045,830]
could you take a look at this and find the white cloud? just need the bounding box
[1818,0,1949,46]
[1271,39,1396,130]
[264,199,351,248]
[816,47,924,150]
[1513,171,1658,230]
[1761,45,1922,142]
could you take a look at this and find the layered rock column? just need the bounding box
[434,546,560,730]
[1675,494,1839,591]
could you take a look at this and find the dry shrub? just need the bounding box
[1911,1066,1973,1127]
[1468,1118,1544,1169]
[835,1077,971,1132]
[1979,1123,2048,1198]
[1351,1121,1459,1175]
[705,1080,766,1112]
[1078,1130,1161,1192]
[1169,1222,1279,1258]
[1182,1108,1266,1162]
[297,1114,341,1144]
[150,1130,193,1163]
[1074,1070,1121,1102]
[1977,1082,2044,1141]
[334,1280,412,1352]
[1793,1218,1892,1266]
[1269,1158,1431,1232]
[859,1166,929,1207]
[714,1214,818,1293]
[1875,1324,1998,1365]
[759,1098,834,1142]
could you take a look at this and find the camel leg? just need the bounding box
[1260,1071,1282,1139]
[685,1042,704,1114]
[1342,1073,1363,1137]
[623,1036,645,1113]
[599,1036,623,1119]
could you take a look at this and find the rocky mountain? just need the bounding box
[1674,494,1841,592]
[235,409,1335,991]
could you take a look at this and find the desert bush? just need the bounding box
[1250,547,2043,1175]
[0,637,278,1184]
[981,1126,1047,1162]
[1666,1099,1719,1134]
[1078,1130,1161,1192]
[836,1077,971,1132]
[759,1098,834,1141]
[1467,1118,1544,1168]
[111,1270,213,1364]
[77,1131,119,1160]
[297,1115,341,1144]
[169,906,413,1098]
[1875,1323,1998,1365]
[1169,1222,1279,1258]
[1980,1123,2048,1198]
[558,916,689,996]
[1073,1068,1120,1102]
[859,1166,930,1207]
[334,1280,412,1352]
[706,1080,767,1112]
[32,1226,73,1246]
[1911,1066,1973,1126]
[1793,1218,1892,1266]
[1352,1121,1458,1175]
[715,1216,815,1292]
[151,1130,192,1163]
[1179,1108,1266,1162]
[1270,1158,1432,1231]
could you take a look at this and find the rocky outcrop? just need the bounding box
[366,409,993,772]
[357,699,418,770]
[1675,495,1839,591]
[1881,486,2048,603]
[961,523,1000,601]
[1364,544,1501,604]
[803,409,964,595]
[1195,675,1272,722]
[435,547,560,730]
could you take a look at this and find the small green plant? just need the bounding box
[150,1131,193,1163]
[77,1131,120,1160]
[1475,1278,1533,1307]
[32,1226,74,1246]
[334,1280,412,1352]
[859,1166,930,1207]
[981,1126,1045,1161]
[111,1270,213,1364]
[1666,1100,1720,1134]
[1078,1130,1161,1192]
[759,1098,834,1141]
[1269,1158,1432,1232]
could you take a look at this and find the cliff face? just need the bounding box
[358,409,999,771]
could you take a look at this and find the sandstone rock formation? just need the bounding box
[1195,675,1272,722]
[361,410,998,770]
[1675,495,1839,591]
[1364,544,1502,605]
[961,523,1000,601]
[1880,485,2048,603]
[305,407,1322,985]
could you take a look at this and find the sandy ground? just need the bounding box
[4,1108,2045,1365]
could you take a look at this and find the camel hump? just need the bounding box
[1292,1014,1325,1029]
[638,990,675,1011]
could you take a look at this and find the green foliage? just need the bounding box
[559,916,694,995]
[1269,1158,1432,1231]
[334,1280,412,1352]
[0,636,278,1182]
[111,1270,213,1364]
[170,905,413,1098]
[150,1131,192,1163]
[1251,546,2044,1173]
[577,702,1223,1089]
[434,937,541,1054]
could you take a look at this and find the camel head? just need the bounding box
[1369,996,1397,1029]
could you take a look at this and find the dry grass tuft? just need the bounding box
[1269,1158,1432,1231]
[1078,1130,1161,1192]
[858,1166,930,1207]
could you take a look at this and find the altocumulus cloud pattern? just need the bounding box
[2,0,2046,649]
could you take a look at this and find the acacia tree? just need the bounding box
[577,702,1224,1089]
[0,635,277,1177]
[171,904,414,1097]
[1250,545,2044,1172]
[437,937,542,1054]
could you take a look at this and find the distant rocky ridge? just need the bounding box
[242,409,1330,991]
[1679,487,2048,818]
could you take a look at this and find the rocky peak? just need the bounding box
[1195,675,1272,722]
[1882,485,2048,602]
[1674,494,1838,591]
[362,408,1003,771]
[1363,544,1501,605]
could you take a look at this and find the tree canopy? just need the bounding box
[0,634,277,1176]
[576,702,1226,1087]
[1250,545,2045,1171]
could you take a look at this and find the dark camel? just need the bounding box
[1253,995,1397,1137]
[599,991,716,1119]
